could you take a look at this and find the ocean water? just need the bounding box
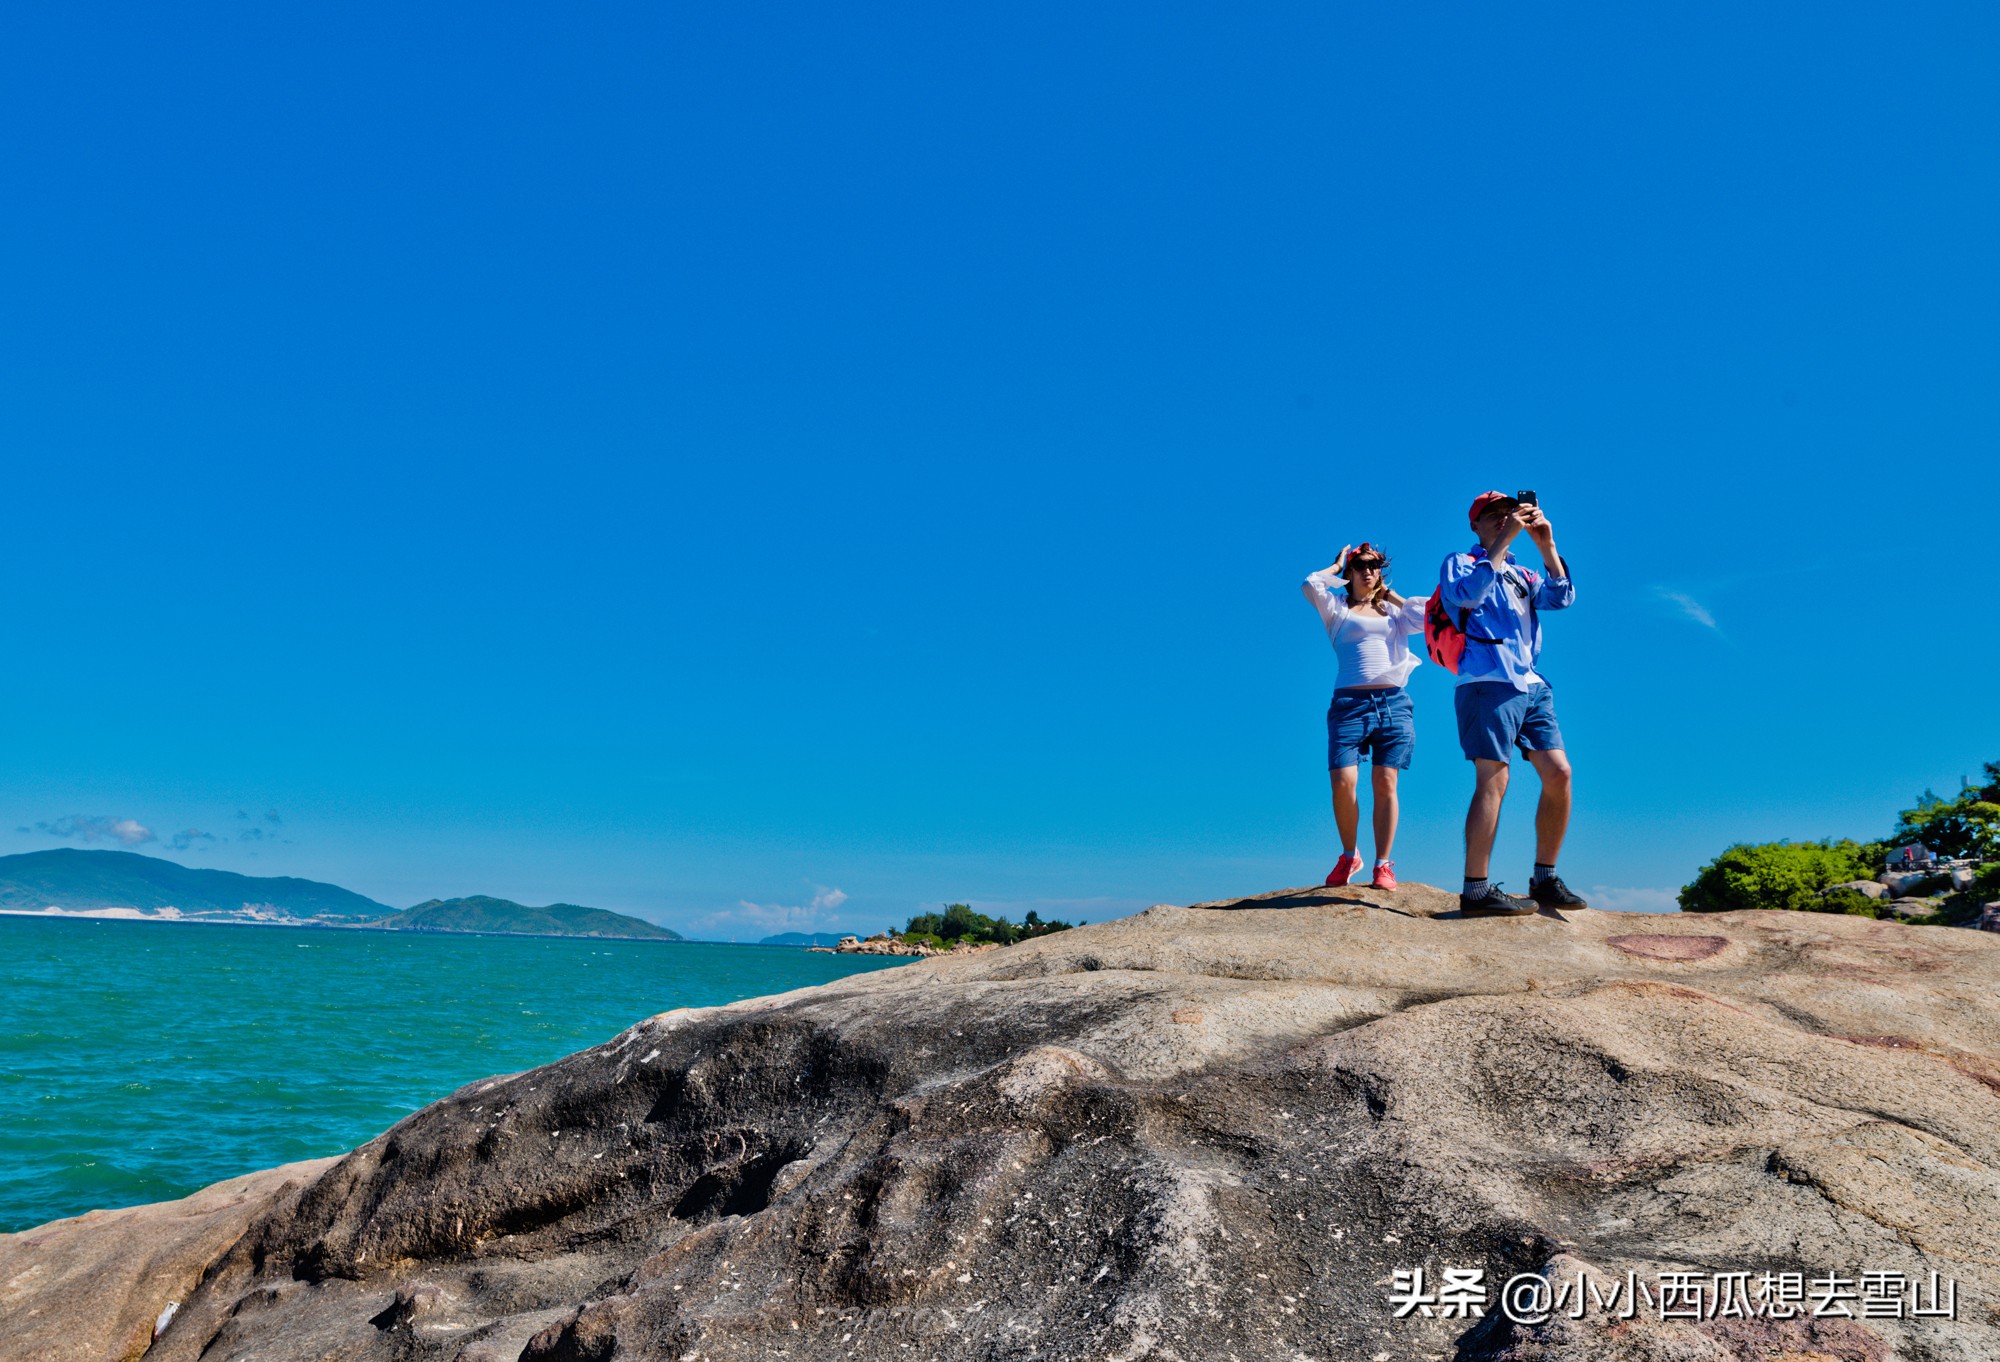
[0,915,905,1233]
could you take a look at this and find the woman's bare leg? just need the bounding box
[1329,766,1360,853]
[1371,765,1400,860]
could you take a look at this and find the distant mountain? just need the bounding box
[372,896,683,941]
[0,848,392,921]
[760,931,850,947]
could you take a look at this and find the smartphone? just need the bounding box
[1517,489,1538,506]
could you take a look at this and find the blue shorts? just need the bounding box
[1327,687,1415,771]
[1455,681,1564,762]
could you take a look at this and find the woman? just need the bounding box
[1301,543,1428,890]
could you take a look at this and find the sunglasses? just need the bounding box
[1348,558,1385,571]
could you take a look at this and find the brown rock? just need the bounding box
[0,1158,335,1362]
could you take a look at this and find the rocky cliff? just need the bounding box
[4,883,1997,1362]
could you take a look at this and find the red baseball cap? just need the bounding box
[1467,490,1519,529]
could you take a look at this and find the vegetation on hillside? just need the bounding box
[1679,758,1997,923]
[375,896,683,940]
[899,903,1072,949]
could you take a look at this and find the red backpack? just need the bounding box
[1424,558,1571,672]
[1423,585,1504,674]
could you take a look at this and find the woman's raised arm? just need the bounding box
[1301,552,1351,631]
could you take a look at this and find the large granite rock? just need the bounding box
[0,1158,336,1362]
[8,885,1998,1361]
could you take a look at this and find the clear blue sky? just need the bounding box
[3,4,1995,939]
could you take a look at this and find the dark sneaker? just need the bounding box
[1458,883,1537,917]
[1529,875,1589,909]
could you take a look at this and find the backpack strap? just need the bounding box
[1456,606,1503,645]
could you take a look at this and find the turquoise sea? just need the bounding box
[0,915,904,1233]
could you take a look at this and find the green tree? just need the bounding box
[901,903,1073,946]
[1892,783,2000,862]
[1968,758,2000,803]
[1678,840,1879,914]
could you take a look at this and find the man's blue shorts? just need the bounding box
[1455,680,1564,762]
[1327,687,1415,771]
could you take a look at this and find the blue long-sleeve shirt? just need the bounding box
[1437,545,1574,689]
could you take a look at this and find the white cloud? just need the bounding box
[695,883,854,938]
[31,814,158,847]
[1653,588,1720,632]
[1588,886,1681,914]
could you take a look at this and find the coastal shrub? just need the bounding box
[901,903,1072,947]
[1816,886,1882,918]
[1681,757,2000,919]
[1678,840,1879,914]
[1970,861,2000,904]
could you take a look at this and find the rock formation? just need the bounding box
[0,1159,336,1362]
[4,883,1997,1361]
[834,932,1002,958]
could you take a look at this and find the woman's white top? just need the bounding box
[1302,569,1428,690]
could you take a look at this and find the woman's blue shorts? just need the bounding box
[1327,686,1415,771]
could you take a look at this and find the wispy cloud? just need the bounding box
[1587,886,1681,914]
[696,884,853,937]
[1653,587,1720,632]
[170,829,218,850]
[27,815,158,847]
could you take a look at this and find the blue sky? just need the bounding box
[3,3,1995,939]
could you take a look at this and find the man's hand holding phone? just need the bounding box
[1524,507,1555,546]
[1511,489,1553,548]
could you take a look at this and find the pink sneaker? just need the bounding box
[1325,852,1363,887]
[1371,860,1398,891]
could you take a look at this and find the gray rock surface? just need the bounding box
[1881,898,1943,919]
[1881,870,1949,899]
[9,884,2000,1361]
[1827,879,1889,900]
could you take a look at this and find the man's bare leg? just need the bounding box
[1371,765,1400,860]
[1463,758,1510,879]
[1525,748,1573,865]
[1330,766,1361,854]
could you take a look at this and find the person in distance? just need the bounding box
[1301,542,1428,892]
[1438,492,1588,917]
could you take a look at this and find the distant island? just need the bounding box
[758,931,850,948]
[0,849,681,940]
[0,848,392,922]
[370,896,682,941]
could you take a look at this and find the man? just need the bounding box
[1438,492,1587,917]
